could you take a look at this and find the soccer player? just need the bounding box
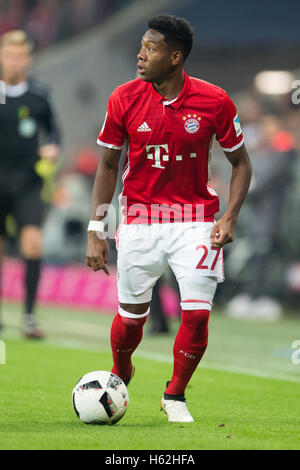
[0,31,61,338]
[86,15,252,422]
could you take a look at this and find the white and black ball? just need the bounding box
[72,371,129,425]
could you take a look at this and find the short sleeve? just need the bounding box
[97,88,126,150]
[215,91,244,152]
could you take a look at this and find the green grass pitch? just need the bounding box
[0,302,299,450]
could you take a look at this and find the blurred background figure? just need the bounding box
[0,29,61,338]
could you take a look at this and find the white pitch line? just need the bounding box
[53,321,300,384]
[4,311,300,384]
[134,351,300,384]
[43,321,300,384]
[44,334,300,385]
[200,361,300,384]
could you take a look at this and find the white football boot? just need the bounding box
[160,397,194,422]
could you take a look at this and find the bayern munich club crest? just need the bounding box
[183,114,201,134]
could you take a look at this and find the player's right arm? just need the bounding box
[86,146,121,275]
[86,87,126,274]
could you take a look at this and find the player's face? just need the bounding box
[137,29,177,83]
[0,44,32,81]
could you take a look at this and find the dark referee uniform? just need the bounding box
[0,78,60,236]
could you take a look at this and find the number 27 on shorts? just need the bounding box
[195,245,221,271]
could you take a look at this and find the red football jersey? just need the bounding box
[97,72,244,223]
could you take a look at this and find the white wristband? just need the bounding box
[87,220,105,232]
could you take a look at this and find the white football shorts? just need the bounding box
[116,222,224,311]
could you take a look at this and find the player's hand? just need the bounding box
[210,215,235,248]
[86,232,110,275]
[38,144,60,162]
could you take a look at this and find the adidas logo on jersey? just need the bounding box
[137,121,151,132]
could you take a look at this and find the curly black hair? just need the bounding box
[147,14,194,61]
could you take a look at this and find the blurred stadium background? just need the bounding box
[1,0,300,380]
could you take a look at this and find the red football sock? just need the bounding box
[165,309,210,397]
[110,312,147,382]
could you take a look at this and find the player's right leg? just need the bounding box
[111,301,150,385]
[111,223,167,385]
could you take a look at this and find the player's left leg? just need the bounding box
[161,276,217,422]
[165,274,218,393]
[19,225,44,339]
[165,308,210,396]
[162,221,223,421]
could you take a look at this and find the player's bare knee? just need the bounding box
[119,302,150,315]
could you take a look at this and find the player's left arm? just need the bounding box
[210,143,252,248]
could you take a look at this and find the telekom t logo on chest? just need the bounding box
[146,144,197,169]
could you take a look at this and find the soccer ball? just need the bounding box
[72,371,129,425]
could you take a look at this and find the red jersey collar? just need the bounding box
[147,72,190,109]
